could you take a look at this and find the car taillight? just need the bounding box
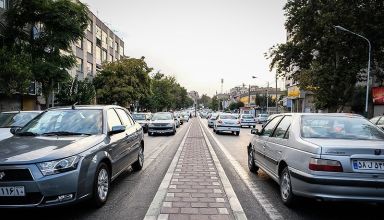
[309,158,343,172]
[237,120,240,124]
[241,119,244,122]
[217,120,223,124]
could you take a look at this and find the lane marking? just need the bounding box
[143,123,190,171]
[199,120,248,220]
[200,118,283,220]
[143,122,192,220]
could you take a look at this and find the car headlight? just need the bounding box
[167,123,174,127]
[37,156,80,176]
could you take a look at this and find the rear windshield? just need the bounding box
[258,114,268,117]
[242,114,253,119]
[152,113,172,120]
[301,115,384,140]
[132,114,146,120]
[220,115,238,119]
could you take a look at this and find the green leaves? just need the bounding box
[56,77,96,105]
[268,0,384,112]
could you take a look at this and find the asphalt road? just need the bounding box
[200,118,384,220]
[1,120,192,220]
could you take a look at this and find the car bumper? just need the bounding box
[0,164,83,208]
[215,126,240,132]
[240,122,256,126]
[290,168,384,202]
[148,128,174,134]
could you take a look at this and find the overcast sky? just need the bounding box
[81,0,287,97]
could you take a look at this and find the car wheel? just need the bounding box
[132,145,144,171]
[215,129,220,134]
[235,131,240,136]
[253,125,255,128]
[148,132,152,136]
[280,167,296,206]
[248,146,259,173]
[91,162,110,208]
[171,128,176,135]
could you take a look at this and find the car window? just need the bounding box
[272,116,292,139]
[107,109,122,131]
[377,117,384,125]
[115,108,133,127]
[242,114,253,119]
[260,116,282,137]
[220,114,237,119]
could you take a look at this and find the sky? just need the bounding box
[81,0,287,97]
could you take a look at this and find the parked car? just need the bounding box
[181,112,190,122]
[173,113,181,128]
[0,111,42,141]
[370,116,384,130]
[132,112,151,133]
[148,112,177,136]
[213,113,241,136]
[255,113,269,124]
[207,113,218,128]
[248,113,384,206]
[0,105,144,208]
[240,114,256,128]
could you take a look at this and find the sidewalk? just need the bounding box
[144,119,246,220]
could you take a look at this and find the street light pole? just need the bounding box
[335,25,371,116]
[275,74,278,113]
[252,76,257,116]
[266,82,269,114]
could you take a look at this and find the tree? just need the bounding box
[199,94,212,108]
[210,96,219,111]
[2,0,89,106]
[267,0,384,113]
[93,57,152,107]
[229,101,244,111]
[56,77,96,105]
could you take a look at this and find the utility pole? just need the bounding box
[275,74,278,113]
[266,82,269,114]
[248,85,251,107]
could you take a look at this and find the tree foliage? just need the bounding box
[229,101,244,111]
[93,57,152,107]
[210,96,219,111]
[199,94,212,108]
[0,0,88,105]
[267,0,384,112]
[56,77,96,105]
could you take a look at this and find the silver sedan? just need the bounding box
[248,113,384,206]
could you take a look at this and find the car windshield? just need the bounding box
[19,109,103,135]
[220,115,238,119]
[259,114,268,117]
[152,113,172,120]
[0,112,40,128]
[242,114,253,119]
[301,115,384,140]
[132,114,146,120]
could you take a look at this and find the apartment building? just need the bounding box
[72,9,125,80]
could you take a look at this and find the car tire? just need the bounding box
[235,131,240,136]
[148,132,152,136]
[171,128,176,135]
[91,162,110,208]
[280,167,296,207]
[248,146,259,173]
[253,125,255,128]
[215,129,220,134]
[132,145,144,171]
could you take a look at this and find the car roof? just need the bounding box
[267,112,364,118]
[1,111,42,113]
[48,105,124,110]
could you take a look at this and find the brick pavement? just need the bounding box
[158,120,235,220]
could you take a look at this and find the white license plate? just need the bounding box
[352,160,384,172]
[0,186,25,197]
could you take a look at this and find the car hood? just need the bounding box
[150,120,174,124]
[0,128,12,141]
[304,138,384,156]
[0,134,105,164]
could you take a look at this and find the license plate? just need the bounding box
[352,160,384,172]
[0,186,25,197]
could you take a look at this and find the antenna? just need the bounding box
[72,102,78,110]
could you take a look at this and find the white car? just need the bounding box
[240,114,256,128]
[213,113,241,136]
[256,113,269,124]
[207,113,218,128]
[148,112,177,136]
[0,111,42,141]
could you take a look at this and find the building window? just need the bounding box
[87,40,93,54]
[96,26,101,40]
[102,30,108,49]
[96,46,101,64]
[76,58,83,73]
[119,45,124,55]
[102,50,107,62]
[115,41,118,52]
[87,62,93,76]
[109,54,113,62]
[76,38,83,49]
[0,0,6,9]
[108,36,113,48]
[87,20,92,33]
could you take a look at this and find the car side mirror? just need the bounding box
[109,125,126,135]
[10,127,22,135]
[251,129,259,135]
